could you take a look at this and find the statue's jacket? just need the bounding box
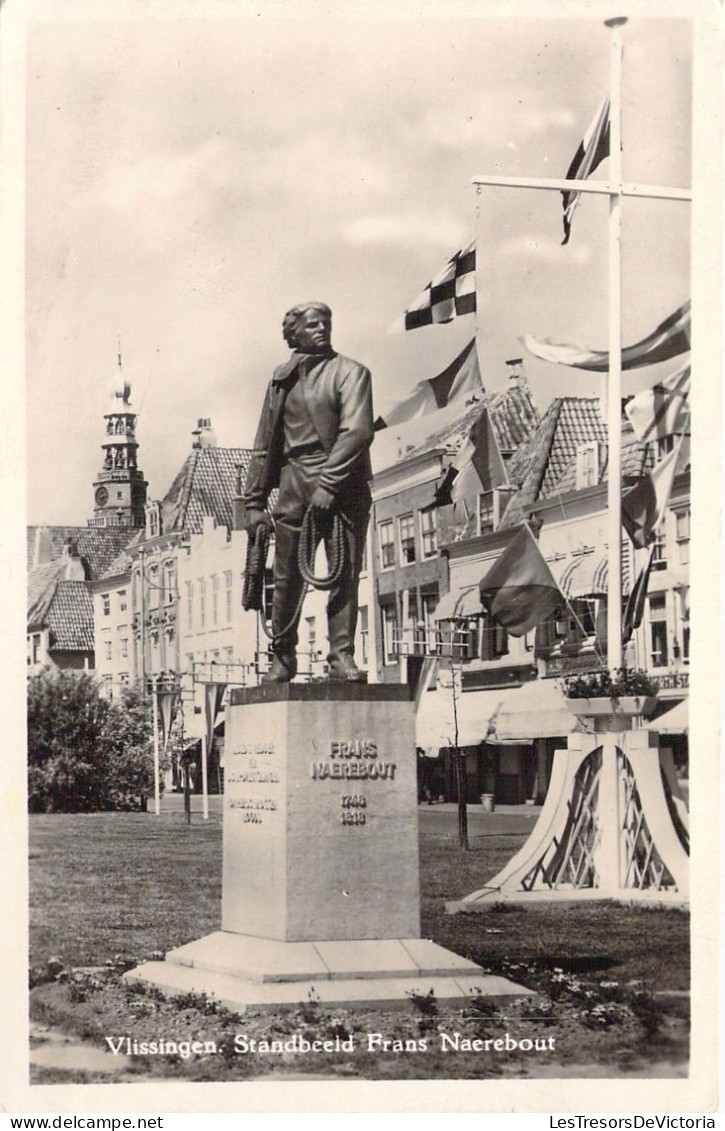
[243,350,375,511]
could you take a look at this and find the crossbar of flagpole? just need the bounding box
[471,175,691,202]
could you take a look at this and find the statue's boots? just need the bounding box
[328,651,367,682]
[262,652,297,683]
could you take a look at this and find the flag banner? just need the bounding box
[562,97,611,245]
[522,301,691,372]
[204,682,227,756]
[389,240,476,333]
[157,691,179,752]
[479,525,563,636]
[622,546,656,646]
[624,363,691,442]
[374,337,482,430]
[621,437,689,548]
[433,405,508,506]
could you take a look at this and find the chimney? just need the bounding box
[61,538,87,581]
[233,463,246,531]
[505,357,529,389]
[192,418,217,449]
[32,526,52,567]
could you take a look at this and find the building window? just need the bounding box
[224,646,234,663]
[186,581,194,628]
[480,614,508,660]
[104,640,113,661]
[675,508,690,566]
[478,491,495,536]
[382,603,398,664]
[199,578,207,628]
[649,595,669,668]
[651,524,667,572]
[225,570,233,621]
[119,672,129,687]
[305,616,317,656]
[398,514,416,564]
[657,435,675,460]
[103,674,114,700]
[102,594,110,616]
[120,637,128,659]
[575,441,599,489]
[420,509,437,558]
[145,502,161,539]
[211,574,219,624]
[359,605,369,666]
[360,541,368,574]
[164,563,175,604]
[379,521,395,569]
[31,634,41,664]
[118,590,127,612]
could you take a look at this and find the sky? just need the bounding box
[25,9,693,525]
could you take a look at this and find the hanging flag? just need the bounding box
[157,690,179,752]
[479,525,563,636]
[522,302,691,372]
[624,363,691,442]
[433,406,508,506]
[374,337,483,430]
[204,682,226,758]
[389,240,476,333]
[621,438,689,549]
[562,97,611,245]
[622,546,656,646]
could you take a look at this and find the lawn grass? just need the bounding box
[29,808,689,988]
[28,807,690,1082]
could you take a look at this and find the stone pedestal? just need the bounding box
[126,685,531,1010]
[221,684,420,942]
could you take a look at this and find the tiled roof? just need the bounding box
[503,400,563,517]
[26,525,137,579]
[28,579,95,652]
[47,582,95,651]
[554,425,654,494]
[402,383,540,462]
[27,558,67,611]
[539,398,607,498]
[100,530,145,579]
[160,447,253,536]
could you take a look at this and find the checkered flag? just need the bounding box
[390,240,476,332]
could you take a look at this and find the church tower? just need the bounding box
[90,354,148,528]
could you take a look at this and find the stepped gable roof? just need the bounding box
[401,384,540,462]
[160,447,252,537]
[26,525,135,578]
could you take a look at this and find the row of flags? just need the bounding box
[523,302,691,372]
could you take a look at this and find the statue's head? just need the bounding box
[282,302,332,354]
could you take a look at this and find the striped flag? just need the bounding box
[624,363,691,442]
[433,406,508,507]
[479,525,563,636]
[374,337,483,431]
[389,240,476,333]
[622,546,656,646]
[522,302,691,372]
[561,97,611,245]
[621,438,689,549]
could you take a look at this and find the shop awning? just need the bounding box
[432,584,482,622]
[547,548,632,598]
[495,678,575,741]
[415,684,508,755]
[647,699,688,735]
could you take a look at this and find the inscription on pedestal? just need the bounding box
[222,690,420,942]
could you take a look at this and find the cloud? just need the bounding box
[340,210,467,249]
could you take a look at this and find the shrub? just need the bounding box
[560,667,658,700]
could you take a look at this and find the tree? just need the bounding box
[27,668,110,812]
[27,670,157,812]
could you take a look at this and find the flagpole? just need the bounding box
[152,674,161,817]
[606,16,626,672]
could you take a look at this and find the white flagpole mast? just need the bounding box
[606,16,626,671]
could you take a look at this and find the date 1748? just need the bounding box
[340,794,367,826]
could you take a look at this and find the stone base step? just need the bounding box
[123,931,534,1012]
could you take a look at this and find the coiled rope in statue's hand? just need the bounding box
[242,508,350,642]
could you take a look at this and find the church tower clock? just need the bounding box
[90,355,148,528]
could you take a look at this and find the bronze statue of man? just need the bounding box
[243,302,374,683]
